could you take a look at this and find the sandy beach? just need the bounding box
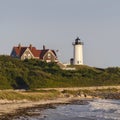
[0,96,92,120]
[0,98,70,115]
[0,86,119,119]
[0,93,93,117]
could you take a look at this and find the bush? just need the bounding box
[0,55,120,89]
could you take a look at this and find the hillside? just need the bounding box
[0,55,120,89]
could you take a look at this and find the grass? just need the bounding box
[0,88,119,101]
[0,90,60,101]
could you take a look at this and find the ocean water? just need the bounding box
[14,99,120,120]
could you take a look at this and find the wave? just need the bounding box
[14,99,120,120]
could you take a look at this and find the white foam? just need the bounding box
[14,99,120,120]
[89,99,120,111]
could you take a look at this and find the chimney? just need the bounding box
[43,45,45,50]
[18,43,21,49]
[29,44,32,50]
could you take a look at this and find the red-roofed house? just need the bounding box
[10,44,58,62]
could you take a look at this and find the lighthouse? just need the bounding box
[72,37,84,65]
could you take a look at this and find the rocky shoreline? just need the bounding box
[0,87,120,120]
[0,103,56,120]
[0,98,93,120]
[0,98,90,120]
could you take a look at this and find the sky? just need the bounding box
[0,0,120,68]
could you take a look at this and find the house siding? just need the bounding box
[43,51,57,62]
[21,49,34,60]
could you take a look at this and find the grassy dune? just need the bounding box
[0,87,119,101]
[0,55,120,89]
[0,90,60,101]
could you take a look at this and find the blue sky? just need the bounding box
[0,0,120,68]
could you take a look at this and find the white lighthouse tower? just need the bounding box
[72,37,84,65]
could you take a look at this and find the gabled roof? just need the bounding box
[13,47,27,57]
[40,49,57,59]
[12,45,57,59]
[29,47,41,58]
[40,49,49,59]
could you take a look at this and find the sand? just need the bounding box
[0,85,119,117]
[0,96,91,117]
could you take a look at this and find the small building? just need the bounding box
[10,44,58,62]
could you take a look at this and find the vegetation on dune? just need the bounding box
[0,88,119,101]
[0,55,120,89]
[0,90,60,101]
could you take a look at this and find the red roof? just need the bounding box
[29,47,41,58]
[13,47,27,57]
[12,45,57,59]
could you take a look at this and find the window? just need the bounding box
[28,54,31,59]
[48,53,51,59]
